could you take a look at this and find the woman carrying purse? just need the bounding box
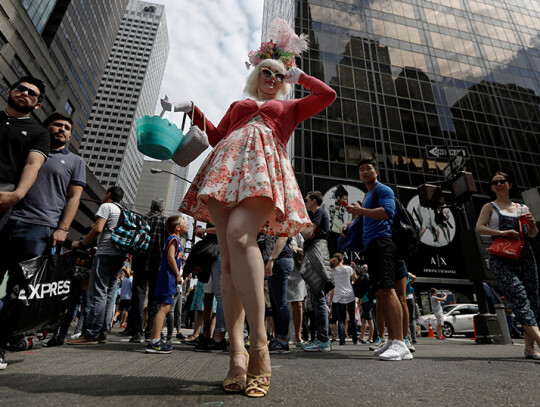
[476,171,540,359]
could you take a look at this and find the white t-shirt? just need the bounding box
[332,265,355,304]
[95,202,123,256]
[430,295,443,315]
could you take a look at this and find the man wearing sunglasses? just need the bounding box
[0,76,50,232]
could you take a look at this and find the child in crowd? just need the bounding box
[146,215,188,354]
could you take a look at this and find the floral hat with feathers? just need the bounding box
[246,18,309,70]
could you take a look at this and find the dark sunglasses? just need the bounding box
[13,84,40,99]
[261,68,285,82]
[491,179,508,185]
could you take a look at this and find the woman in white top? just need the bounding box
[329,253,358,345]
[476,171,539,360]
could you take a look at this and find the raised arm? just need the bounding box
[295,74,337,124]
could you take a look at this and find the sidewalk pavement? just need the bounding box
[1,329,538,407]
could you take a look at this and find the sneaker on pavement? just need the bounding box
[360,339,367,344]
[129,334,142,343]
[269,339,290,354]
[369,337,385,351]
[295,341,307,348]
[146,339,173,354]
[194,336,211,352]
[404,338,416,352]
[374,339,392,356]
[185,337,200,346]
[379,340,413,361]
[0,350,7,370]
[176,332,186,341]
[65,335,99,345]
[373,339,392,356]
[210,339,227,352]
[43,336,64,348]
[98,334,107,344]
[302,339,332,352]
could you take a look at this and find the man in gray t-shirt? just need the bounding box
[429,287,447,339]
[66,186,126,345]
[0,112,85,303]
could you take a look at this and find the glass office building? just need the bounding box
[263,0,540,298]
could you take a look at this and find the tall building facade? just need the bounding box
[263,0,540,299]
[18,0,129,150]
[79,1,169,203]
[1,0,121,239]
[134,160,190,216]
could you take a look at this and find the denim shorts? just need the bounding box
[155,295,174,305]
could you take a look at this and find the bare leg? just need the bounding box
[208,197,274,393]
[367,320,374,341]
[188,310,203,340]
[395,277,409,339]
[523,326,540,354]
[379,288,403,341]
[375,291,385,339]
[151,304,171,340]
[291,301,303,343]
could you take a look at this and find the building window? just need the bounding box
[10,55,29,78]
[0,32,7,49]
[41,97,55,116]
[0,78,10,96]
[64,100,75,115]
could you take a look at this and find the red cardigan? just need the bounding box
[189,74,336,149]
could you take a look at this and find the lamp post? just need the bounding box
[150,167,196,250]
[150,167,192,184]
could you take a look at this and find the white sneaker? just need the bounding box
[369,337,385,351]
[374,339,392,356]
[379,340,413,361]
[70,333,81,340]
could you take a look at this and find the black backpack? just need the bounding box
[372,185,420,260]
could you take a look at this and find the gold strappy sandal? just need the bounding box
[222,349,249,393]
[245,343,271,398]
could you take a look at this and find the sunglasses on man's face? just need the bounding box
[491,179,508,185]
[13,84,40,99]
[261,68,285,83]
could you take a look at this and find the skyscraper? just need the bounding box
[134,160,190,216]
[19,0,129,150]
[79,1,170,203]
[263,0,540,299]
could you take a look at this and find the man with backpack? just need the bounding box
[66,186,126,345]
[342,158,412,361]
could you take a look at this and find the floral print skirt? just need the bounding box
[179,116,310,236]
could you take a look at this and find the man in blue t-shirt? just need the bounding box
[300,191,333,353]
[343,158,412,361]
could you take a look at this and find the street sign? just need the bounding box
[426,145,469,159]
[443,154,466,180]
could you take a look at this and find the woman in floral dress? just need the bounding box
[177,20,336,398]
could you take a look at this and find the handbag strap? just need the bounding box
[182,102,206,133]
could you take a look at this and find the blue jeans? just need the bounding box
[0,220,53,292]
[313,289,329,342]
[267,257,293,339]
[84,254,124,338]
[335,301,358,344]
[212,256,226,333]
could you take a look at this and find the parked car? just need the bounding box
[418,304,479,338]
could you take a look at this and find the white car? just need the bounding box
[418,304,479,338]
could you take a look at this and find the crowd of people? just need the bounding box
[1,17,539,400]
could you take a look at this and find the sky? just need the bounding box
[151,0,265,179]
